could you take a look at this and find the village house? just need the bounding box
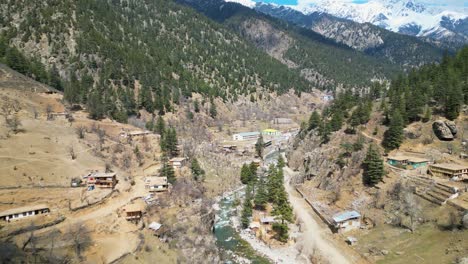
[0,204,50,222]
[331,210,361,233]
[232,131,260,141]
[262,129,281,137]
[260,216,277,226]
[271,118,293,125]
[429,163,468,181]
[120,130,151,139]
[123,202,145,222]
[222,145,238,153]
[169,157,187,169]
[145,176,169,192]
[48,112,70,120]
[84,172,118,189]
[387,156,429,169]
[322,94,334,102]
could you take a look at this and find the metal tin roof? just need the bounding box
[332,211,361,223]
[235,131,260,137]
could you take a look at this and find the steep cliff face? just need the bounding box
[310,18,384,51]
[287,130,367,191]
[238,19,297,68]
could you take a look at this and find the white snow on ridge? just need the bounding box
[290,0,468,37]
[225,0,256,8]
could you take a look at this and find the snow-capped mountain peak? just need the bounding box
[294,0,467,38]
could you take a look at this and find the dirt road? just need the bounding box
[283,166,351,264]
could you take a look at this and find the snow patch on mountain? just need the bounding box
[225,0,256,8]
[293,0,467,38]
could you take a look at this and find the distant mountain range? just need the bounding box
[228,0,468,50]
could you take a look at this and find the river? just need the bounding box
[213,150,282,264]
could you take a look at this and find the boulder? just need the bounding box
[444,121,457,136]
[463,212,468,229]
[433,121,454,141]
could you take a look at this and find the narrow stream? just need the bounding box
[213,150,282,264]
[214,190,270,264]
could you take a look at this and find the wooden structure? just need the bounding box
[145,176,169,192]
[222,145,238,153]
[0,204,49,222]
[120,130,151,139]
[260,216,276,225]
[123,202,145,222]
[429,163,468,181]
[387,156,429,169]
[331,211,361,233]
[85,172,117,189]
[169,157,187,169]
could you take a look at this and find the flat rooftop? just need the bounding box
[332,210,361,223]
[0,204,49,218]
[388,156,429,163]
[430,163,468,171]
[145,176,168,185]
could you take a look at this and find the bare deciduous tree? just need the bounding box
[68,146,77,160]
[46,105,53,121]
[32,107,39,119]
[401,188,421,232]
[67,223,92,261]
[122,152,132,170]
[75,126,86,139]
[67,114,75,127]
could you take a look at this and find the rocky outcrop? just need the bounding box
[432,120,457,141]
[444,120,458,136]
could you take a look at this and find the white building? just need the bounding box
[145,176,169,192]
[169,157,187,169]
[0,204,50,222]
[232,131,260,141]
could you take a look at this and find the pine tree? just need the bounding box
[193,99,200,113]
[277,155,285,168]
[161,157,176,184]
[382,111,404,151]
[241,184,253,228]
[445,83,463,120]
[254,177,268,210]
[161,127,178,158]
[209,100,217,118]
[330,111,343,132]
[240,164,251,184]
[266,165,280,203]
[191,158,205,182]
[363,144,384,186]
[272,223,289,243]
[155,116,165,135]
[255,134,264,159]
[319,121,331,144]
[308,110,321,131]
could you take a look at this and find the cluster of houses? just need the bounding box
[387,155,468,181]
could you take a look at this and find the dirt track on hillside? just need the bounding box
[284,166,355,264]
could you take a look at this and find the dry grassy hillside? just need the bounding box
[287,102,468,264]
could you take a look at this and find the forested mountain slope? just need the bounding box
[0,0,309,120]
[386,46,468,124]
[254,3,446,65]
[177,0,400,88]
